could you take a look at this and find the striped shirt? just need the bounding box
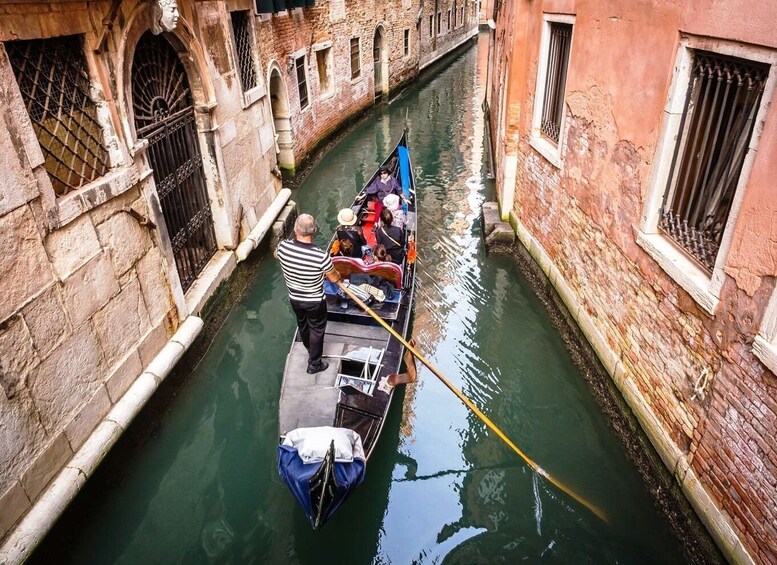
[276,238,334,302]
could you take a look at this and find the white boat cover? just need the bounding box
[282,426,366,464]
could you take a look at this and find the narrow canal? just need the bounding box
[32,38,704,564]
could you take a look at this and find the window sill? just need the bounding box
[529,135,562,169]
[49,166,141,230]
[636,230,719,316]
[753,335,777,375]
[350,75,363,85]
[319,91,336,102]
[241,85,266,109]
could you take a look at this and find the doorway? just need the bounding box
[131,32,217,292]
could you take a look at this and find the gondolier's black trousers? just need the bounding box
[290,298,327,368]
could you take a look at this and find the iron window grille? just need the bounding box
[453,2,457,28]
[460,7,464,26]
[429,15,433,37]
[6,35,109,196]
[231,11,258,93]
[540,22,573,143]
[350,38,361,80]
[660,51,769,272]
[295,56,308,109]
[436,13,441,35]
[447,10,451,31]
[404,30,410,56]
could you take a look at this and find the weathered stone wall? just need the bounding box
[0,0,281,544]
[490,0,777,563]
[255,0,421,167]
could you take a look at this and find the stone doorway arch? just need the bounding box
[373,25,388,101]
[268,63,295,172]
[131,31,218,293]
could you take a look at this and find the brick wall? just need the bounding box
[255,2,421,166]
[419,0,478,69]
[490,1,777,562]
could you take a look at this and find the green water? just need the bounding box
[31,40,695,564]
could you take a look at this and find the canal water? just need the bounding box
[32,37,701,564]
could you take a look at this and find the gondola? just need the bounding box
[277,132,417,529]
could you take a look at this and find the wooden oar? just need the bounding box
[335,280,608,523]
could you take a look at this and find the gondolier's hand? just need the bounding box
[325,268,341,283]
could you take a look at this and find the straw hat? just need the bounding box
[337,208,357,226]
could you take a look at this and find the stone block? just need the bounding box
[88,186,141,226]
[259,123,275,155]
[28,323,106,433]
[43,214,101,280]
[105,350,143,404]
[92,277,150,366]
[63,385,111,452]
[481,201,500,236]
[485,222,515,247]
[61,253,120,327]
[96,209,152,277]
[138,322,170,367]
[135,247,174,326]
[0,126,39,216]
[20,432,72,500]
[21,284,71,359]
[0,480,31,539]
[0,205,55,322]
[0,314,38,397]
[0,386,47,483]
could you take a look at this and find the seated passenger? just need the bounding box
[382,194,406,228]
[366,167,404,201]
[376,208,405,264]
[374,244,389,263]
[335,208,366,258]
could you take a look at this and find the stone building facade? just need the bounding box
[488,1,777,563]
[0,0,283,555]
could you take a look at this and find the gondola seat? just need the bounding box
[331,256,403,290]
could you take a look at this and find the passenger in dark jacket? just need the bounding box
[376,208,404,264]
[366,167,404,200]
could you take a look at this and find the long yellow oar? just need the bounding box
[335,280,608,523]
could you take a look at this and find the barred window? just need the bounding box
[231,11,258,93]
[460,7,464,26]
[295,56,308,109]
[436,13,441,35]
[6,35,109,196]
[659,51,769,272]
[350,38,361,80]
[429,15,433,37]
[403,29,409,57]
[447,10,451,31]
[540,22,573,143]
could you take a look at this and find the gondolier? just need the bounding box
[277,214,340,374]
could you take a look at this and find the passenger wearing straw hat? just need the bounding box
[335,208,366,258]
